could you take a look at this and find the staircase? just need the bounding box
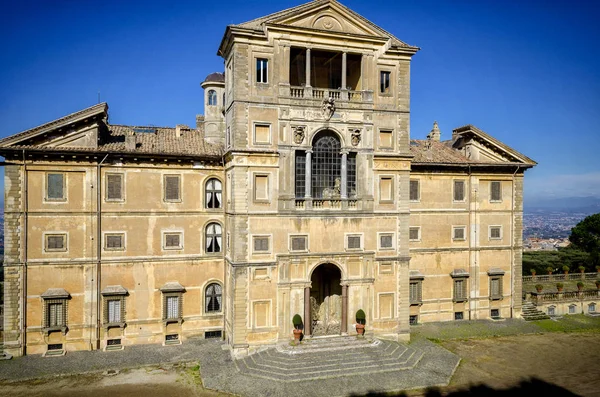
[521,301,550,321]
[235,336,424,382]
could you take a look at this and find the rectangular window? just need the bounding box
[48,302,64,327]
[164,175,181,202]
[254,124,271,144]
[105,233,124,251]
[589,303,596,312]
[490,277,503,300]
[164,232,183,250]
[409,281,422,304]
[453,180,465,202]
[47,173,65,201]
[106,173,123,201]
[107,299,121,323]
[491,309,500,318]
[409,180,420,202]
[347,235,362,250]
[409,315,419,325]
[548,307,555,316]
[569,305,576,314]
[379,233,394,249]
[166,296,180,319]
[226,126,231,148]
[253,237,269,253]
[295,151,306,199]
[454,312,464,320]
[409,227,420,242]
[347,152,357,198]
[453,227,466,241]
[380,177,393,202]
[256,58,268,83]
[45,234,67,252]
[490,181,502,202]
[453,279,468,302]
[379,130,393,148]
[290,236,307,252]
[489,226,502,240]
[254,175,269,202]
[205,330,222,339]
[380,71,390,94]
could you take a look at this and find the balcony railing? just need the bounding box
[523,272,599,283]
[529,289,600,303]
[294,198,359,210]
[286,86,373,102]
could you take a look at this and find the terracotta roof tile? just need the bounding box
[409,139,472,164]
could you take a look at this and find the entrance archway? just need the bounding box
[306,263,347,336]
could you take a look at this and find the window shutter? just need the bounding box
[47,173,64,200]
[165,176,180,201]
[380,234,393,248]
[47,235,65,250]
[348,236,361,249]
[106,235,123,249]
[490,227,501,239]
[410,180,419,201]
[409,228,420,241]
[454,227,465,240]
[491,181,501,201]
[291,236,307,251]
[167,296,179,319]
[454,180,465,201]
[254,237,269,252]
[107,174,123,200]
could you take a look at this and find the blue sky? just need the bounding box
[1,0,599,202]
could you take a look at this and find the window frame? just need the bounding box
[378,129,394,149]
[409,227,421,242]
[409,179,420,202]
[256,58,269,84]
[253,122,272,145]
[105,172,125,202]
[490,181,502,202]
[163,231,184,251]
[377,232,395,251]
[452,226,467,242]
[489,276,503,300]
[379,70,391,95]
[253,173,270,203]
[163,174,182,203]
[204,282,223,315]
[345,233,363,251]
[379,176,394,203]
[289,234,309,253]
[205,178,223,209]
[205,222,223,254]
[453,179,466,202]
[103,232,126,251]
[45,172,67,202]
[252,235,271,255]
[489,225,503,240]
[42,296,69,335]
[163,293,183,324]
[452,277,468,303]
[409,280,423,305]
[207,89,218,106]
[44,232,68,253]
[589,303,596,313]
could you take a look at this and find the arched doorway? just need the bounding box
[309,263,345,336]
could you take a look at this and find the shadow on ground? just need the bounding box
[351,378,580,397]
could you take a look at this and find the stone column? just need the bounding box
[304,287,311,336]
[341,52,348,100]
[341,285,348,334]
[305,48,311,87]
[341,150,348,199]
[305,150,312,198]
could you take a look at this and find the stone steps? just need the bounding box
[521,301,550,321]
[235,337,424,382]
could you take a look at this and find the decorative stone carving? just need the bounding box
[322,97,336,120]
[293,126,305,144]
[351,129,361,146]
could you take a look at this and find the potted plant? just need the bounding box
[562,265,570,275]
[292,314,303,343]
[546,266,553,275]
[556,282,564,292]
[579,265,586,274]
[535,284,544,293]
[355,309,366,336]
[596,265,600,273]
[595,280,600,290]
[530,268,537,277]
[577,281,584,291]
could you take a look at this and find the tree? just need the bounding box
[569,213,600,267]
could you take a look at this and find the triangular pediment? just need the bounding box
[0,103,108,150]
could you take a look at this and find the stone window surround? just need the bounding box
[451,269,469,303]
[255,57,269,84]
[377,232,395,251]
[289,234,309,253]
[101,285,128,330]
[103,231,126,251]
[452,226,467,242]
[488,268,505,300]
[253,122,272,145]
[163,174,182,203]
[41,288,70,335]
[251,234,272,255]
[43,232,68,253]
[162,230,184,251]
[345,232,364,251]
[45,171,67,202]
[489,225,503,240]
[105,172,125,202]
[160,282,185,325]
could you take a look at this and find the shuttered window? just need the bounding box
[453,227,466,241]
[106,174,123,201]
[105,234,124,250]
[45,234,66,251]
[453,180,465,202]
[490,181,502,201]
[347,235,361,250]
[380,234,393,249]
[253,237,269,252]
[48,302,64,327]
[409,281,422,304]
[164,233,182,249]
[291,236,307,252]
[47,173,65,200]
[107,299,121,323]
[490,277,503,300]
[166,296,179,319]
[409,180,420,201]
[453,279,468,302]
[490,226,502,240]
[380,177,393,202]
[409,227,420,241]
[164,175,181,202]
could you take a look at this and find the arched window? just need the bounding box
[208,90,217,106]
[205,178,222,209]
[205,283,222,313]
[312,133,341,199]
[205,223,222,253]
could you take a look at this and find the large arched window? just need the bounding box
[205,178,222,209]
[208,90,217,106]
[312,132,341,199]
[205,223,222,253]
[205,283,222,313]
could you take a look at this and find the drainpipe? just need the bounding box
[510,165,519,318]
[96,154,109,350]
[21,150,28,356]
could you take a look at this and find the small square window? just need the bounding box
[548,306,555,316]
[45,234,67,252]
[105,233,125,251]
[165,334,180,344]
[164,175,181,202]
[489,226,502,240]
[409,180,420,202]
[290,235,307,252]
[254,124,271,144]
[453,180,465,202]
[46,173,65,201]
[347,235,362,250]
[164,232,183,250]
[257,58,268,83]
[569,305,576,314]
[253,236,269,253]
[48,343,63,351]
[454,312,464,320]
[107,339,122,347]
[491,309,500,318]
[379,233,394,249]
[379,130,393,148]
[490,181,502,202]
[453,227,466,241]
[409,315,419,325]
[106,173,124,201]
[205,330,222,339]
[380,71,390,94]
[409,227,420,242]
[589,303,596,313]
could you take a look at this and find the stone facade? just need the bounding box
[1,0,535,357]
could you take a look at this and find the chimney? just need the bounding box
[427,121,441,142]
[125,130,136,150]
[196,115,205,129]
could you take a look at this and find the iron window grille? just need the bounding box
[205,283,222,313]
[205,178,222,209]
[454,312,464,320]
[409,315,419,325]
[295,151,306,199]
[312,133,341,199]
[491,309,500,318]
[206,223,222,253]
[205,330,222,339]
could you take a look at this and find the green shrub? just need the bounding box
[292,314,303,330]
[578,265,586,272]
[577,281,584,288]
[530,268,536,275]
[562,265,570,272]
[546,266,554,274]
[356,309,366,325]
[535,284,544,291]
[556,282,564,289]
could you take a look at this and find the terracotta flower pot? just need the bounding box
[536,288,543,293]
[356,323,365,336]
[293,328,302,342]
[557,287,564,292]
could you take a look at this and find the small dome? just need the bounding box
[203,72,225,84]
